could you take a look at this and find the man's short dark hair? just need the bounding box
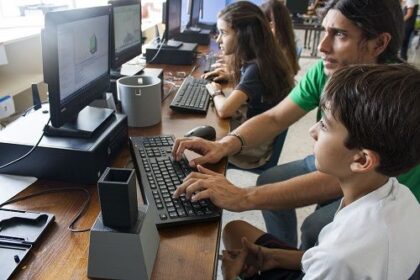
[321,64,420,177]
[322,0,404,63]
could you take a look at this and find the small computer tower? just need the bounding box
[175,29,211,45]
[0,105,128,184]
[145,42,198,65]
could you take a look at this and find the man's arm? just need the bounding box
[174,166,342,212]
[243,171,342,211]
[223,97,308,153]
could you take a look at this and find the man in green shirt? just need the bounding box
[173,0,419,250]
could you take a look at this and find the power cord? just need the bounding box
[0,187,92,233]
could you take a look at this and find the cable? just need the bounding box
[0,187,92,233]
[0,118,50,170]
[146,34,167,64]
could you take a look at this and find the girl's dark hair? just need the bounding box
[321,64,420,177]
[218,1,294,103]
[321,0,404,63]
[261,0,300,75]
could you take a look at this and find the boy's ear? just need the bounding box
[350,149,380,173]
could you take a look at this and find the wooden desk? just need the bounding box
[5,44,228,280]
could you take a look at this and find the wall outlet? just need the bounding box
[0,95,16,119]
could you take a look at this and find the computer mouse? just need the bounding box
[184,125,216,141]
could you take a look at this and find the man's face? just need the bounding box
[318,9,379,76]
[309,107,356,178]
[216,18,236,55]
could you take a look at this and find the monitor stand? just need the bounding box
[44,106,114,138]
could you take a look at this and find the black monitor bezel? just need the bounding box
[189,0,201,27]
[164,0,183,40]
[109,0,142,69]
[43,6,111,128]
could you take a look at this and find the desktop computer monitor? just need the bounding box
[109,0,142,70]
[42,6,111,129]
[164,0,182,40]
[285,0,310,18]
[189,0,202,27]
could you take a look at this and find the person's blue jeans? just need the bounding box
[256,155,318,247]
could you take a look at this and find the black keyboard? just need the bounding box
[203,55,217,73]
[129,135,221,228]
[170,76,210,114]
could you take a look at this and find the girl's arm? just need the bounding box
[209,82,248,118]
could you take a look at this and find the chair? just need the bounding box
[227,129,288,174]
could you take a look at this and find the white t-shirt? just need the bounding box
[301,178,420,280]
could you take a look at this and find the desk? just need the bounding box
[5,44,228,280]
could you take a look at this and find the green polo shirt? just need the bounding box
[288,59,420,202]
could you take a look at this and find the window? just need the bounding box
[0,0,163,30]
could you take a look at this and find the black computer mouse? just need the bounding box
[184,125,216,141]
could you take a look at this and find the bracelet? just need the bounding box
[212,90,224,97]
[227,131,246,154]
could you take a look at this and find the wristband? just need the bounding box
[227,131,246,154]
[212,90,224,97]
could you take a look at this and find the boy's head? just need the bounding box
[311,64,420,178]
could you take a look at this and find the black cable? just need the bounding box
[0,187,92,233]
[0,118,50,170]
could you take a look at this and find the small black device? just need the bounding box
[145,41,197,65]
[42,6,113,137]
[169,76,210,113]
[0,104,128,184]
[129,135,221,228]
[97,168,138,229]
[184,125,216,141]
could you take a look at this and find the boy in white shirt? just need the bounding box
[221,64,420,280]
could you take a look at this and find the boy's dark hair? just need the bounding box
[321,64,420,177]
[321,0,404,63]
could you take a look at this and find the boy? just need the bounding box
[222,64,420,279]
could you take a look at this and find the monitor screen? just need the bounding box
[110,0,142,69]
[165,0,182,40]
[190,0,201,27]
[181,0,191,29]
[43,6,110,128]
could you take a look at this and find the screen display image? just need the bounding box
[190,0,201,26]
[113,4,141,54]
[57,15,109,102]
[181,0,190,29]
[166,0,182,39]
[43,6,111,129]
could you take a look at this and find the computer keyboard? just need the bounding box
[169,76,211,114]
[129,135,221,228]
[203,55,218,73]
